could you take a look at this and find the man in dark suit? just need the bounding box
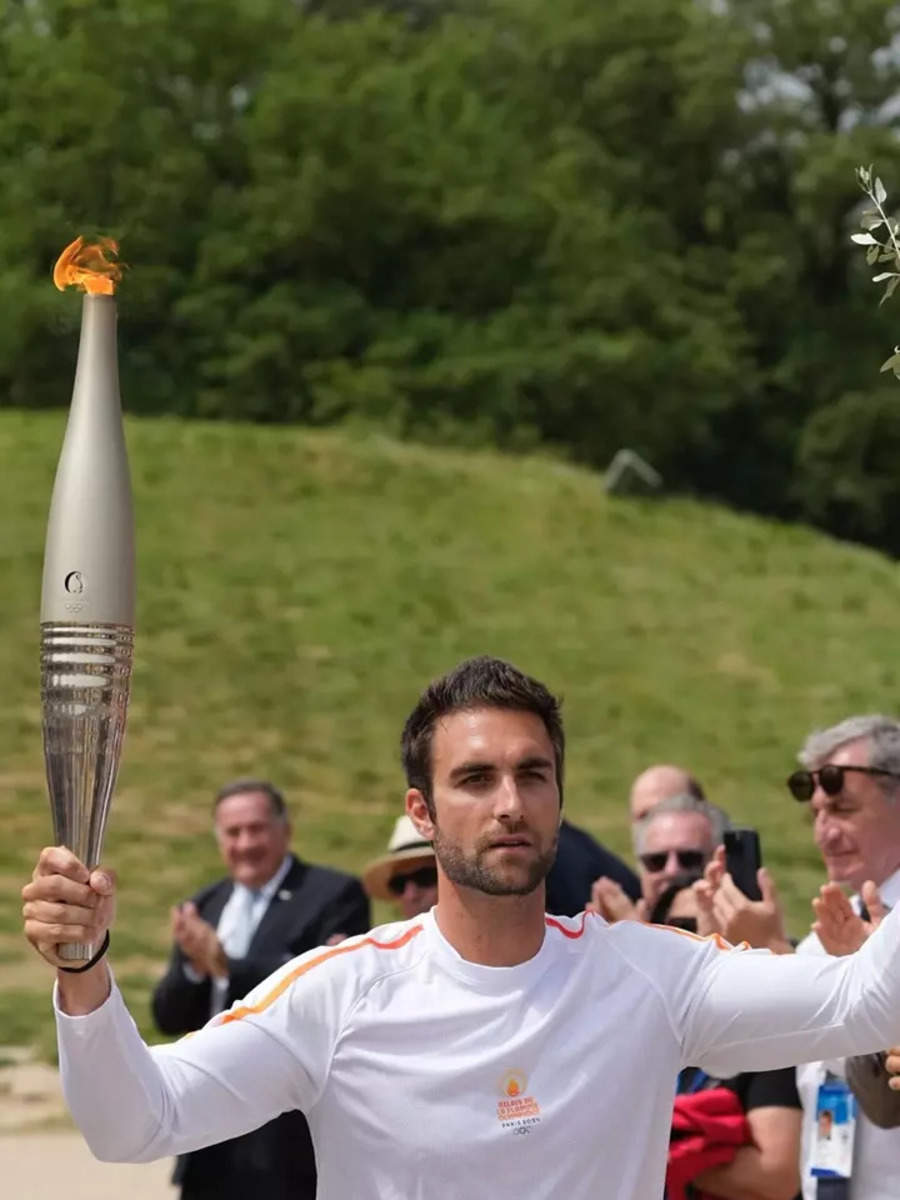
[545,819,640,917]
[152,777,370,1200]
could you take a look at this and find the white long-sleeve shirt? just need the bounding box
[56,907,900,1199]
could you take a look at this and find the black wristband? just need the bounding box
[58,931,110,974]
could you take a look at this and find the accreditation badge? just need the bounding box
[810,1075,856,1180]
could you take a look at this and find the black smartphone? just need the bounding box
[724,828,763,901]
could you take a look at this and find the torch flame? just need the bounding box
[53,236,122,294]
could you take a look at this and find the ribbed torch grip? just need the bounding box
[40,622,133,961]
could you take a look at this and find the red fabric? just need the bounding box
[666,1086,751,1200]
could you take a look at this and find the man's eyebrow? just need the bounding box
[448,755,555,781]
[448,760,496,781]
[515,755,554,773]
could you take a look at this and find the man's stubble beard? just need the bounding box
[431,825,558,897]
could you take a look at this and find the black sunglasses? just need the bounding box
[786,763,900,802]
[388,866,438,896]
[639,849,706,874]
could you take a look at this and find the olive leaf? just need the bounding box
[854,165,900,368]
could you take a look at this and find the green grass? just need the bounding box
[2,409,900,1049]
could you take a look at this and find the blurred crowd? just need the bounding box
[153,712,900,1200]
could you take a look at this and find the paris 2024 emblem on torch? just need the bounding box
[40,236,135,962]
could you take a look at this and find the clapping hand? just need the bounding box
[172,902,227,978]
[811,880,886,956]
[884,1047,900,1091]
[586,876,647,924]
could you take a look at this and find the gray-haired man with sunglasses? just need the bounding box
[692,718,900,1196]
[635,792,728,914]
[591,791,728,924]
[699,716,900,1197]
[790,715,900,1200]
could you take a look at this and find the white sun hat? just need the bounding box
[362,815,436,901]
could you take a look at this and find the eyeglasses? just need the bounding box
[786,764,900,802]
[638,849,706,874]
[387,866,438,896]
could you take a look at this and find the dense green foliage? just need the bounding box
[4,413,900,1050]
[2,0,900,547]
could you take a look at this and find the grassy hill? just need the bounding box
[3,409,900,1054]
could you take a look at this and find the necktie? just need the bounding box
[210,885,259,1017]
[221,885,258,960]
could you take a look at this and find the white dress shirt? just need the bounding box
[182,855,293,1013]
[796,865,900,1199]
[216,855,293,956]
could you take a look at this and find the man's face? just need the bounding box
[391,865,439,920]
[809,738,900,890]
[412,707,560,898]
[214,791,291,889]
[638,811,713,906]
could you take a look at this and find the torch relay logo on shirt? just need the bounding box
[496,1070,542,1134]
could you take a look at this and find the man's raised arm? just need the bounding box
[22,847,329,1163]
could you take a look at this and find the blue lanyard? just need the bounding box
[677,1068,710,1095]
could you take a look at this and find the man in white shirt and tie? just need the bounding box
[151,777,370,1200]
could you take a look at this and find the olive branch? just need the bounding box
[854,165,900,377]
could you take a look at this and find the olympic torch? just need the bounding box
[41,236,134,961]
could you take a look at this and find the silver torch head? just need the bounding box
[41,238,134,961]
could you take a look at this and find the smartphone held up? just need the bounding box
[724,828,763,901]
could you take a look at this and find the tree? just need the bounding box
[4,0,900,551]
[687,0,900,520]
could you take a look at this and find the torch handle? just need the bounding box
[41,622,133,962]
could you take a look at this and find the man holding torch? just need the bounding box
[22,655,900,1200]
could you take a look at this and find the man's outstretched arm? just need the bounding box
[678,906,900,1076]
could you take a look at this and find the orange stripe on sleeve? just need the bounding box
[647,923,748,952]
[219,923,424,1026]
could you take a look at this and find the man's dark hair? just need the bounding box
[401,656,564,817]
[647,872,703,926]
[213,778,287,821]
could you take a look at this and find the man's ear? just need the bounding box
[406,788,435,841]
